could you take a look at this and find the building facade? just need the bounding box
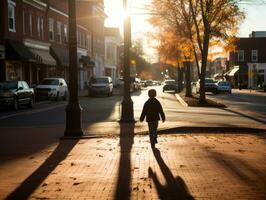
[0,0,106,91]
[228,37,266,89]
[104,27,122,85]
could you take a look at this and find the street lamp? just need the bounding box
[120,0,135,123]
[64,0,83,136]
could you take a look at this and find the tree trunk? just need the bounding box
[185,61,192,97]
[199,31,210,103]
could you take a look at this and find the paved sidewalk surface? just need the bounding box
[1,130,266,200]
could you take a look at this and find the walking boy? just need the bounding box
[140,89,165,147]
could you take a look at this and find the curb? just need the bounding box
[175,94,188,107]
[156,126,266,135]
[60,126,266,140]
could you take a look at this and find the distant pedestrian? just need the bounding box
[140,89,165,148]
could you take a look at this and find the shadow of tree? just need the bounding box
[6,139,78,200]
[114,123,135,200]
[149,148,194,200]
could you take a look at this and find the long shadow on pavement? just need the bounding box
[222,108,266,124]
[149,148,194,200]
[114,123,135,200]
[5,139,78,200]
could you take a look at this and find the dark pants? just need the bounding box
[148,121,158,143]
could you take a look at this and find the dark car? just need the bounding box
[196,78,218,94]
[163,80,178,92]
[0,81,35,110]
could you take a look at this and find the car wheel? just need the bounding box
[28,96,34,108]
[56,92,60,101]
[63,92,67,101]
[13,97,19,110]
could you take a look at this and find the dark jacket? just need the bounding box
[140,98,165,122]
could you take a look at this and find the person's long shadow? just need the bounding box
[149,148,194,200]
[5,139,78,200]
[114,123,135,200]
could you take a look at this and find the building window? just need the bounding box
[87,35,92,51]
[29,13,33,36]
[57,21,62,43]
[63,24,68,43]
[238,50,244,62]
[37,16,41,38]
[251,50,258,62]
[49,18,54,41]
[22,10,26,34]
[85,34,88,47]
[40,17,44,39]
[82,33,85,47]
[8,0,16,32]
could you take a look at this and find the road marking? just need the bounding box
[0,103,67,120]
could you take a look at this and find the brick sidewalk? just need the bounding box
[2,132,266,200]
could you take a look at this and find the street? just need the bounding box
[206,89,266,124]
[0,86,266,199]
[1,86,266,133]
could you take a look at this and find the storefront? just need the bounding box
[24,39,56,84]
[3,40,35,84]
[50,45,69,82]
[248,63,266,89]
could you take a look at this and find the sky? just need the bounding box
[104,0,266,62]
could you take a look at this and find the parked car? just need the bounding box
[163,80,178,92]
[263,82,266,92]
[36,78,68,100]
[131,77,141,91]
[217,81,232,94]
[0,80,35,110]
[88,76,113,96]
[146,80,154,86]
[196,78,218,94]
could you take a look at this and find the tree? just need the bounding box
[149,0,244,102]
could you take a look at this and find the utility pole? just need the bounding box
[120,0,135,122]
[65,0,83,136]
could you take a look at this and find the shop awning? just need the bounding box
[79,55,95,68]
[50,46,69,67]
[30,48,56,66]
[6,40,35,61]
[228,66,239,76]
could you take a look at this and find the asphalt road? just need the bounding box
[0,86,266,129]
[206,89,266,124]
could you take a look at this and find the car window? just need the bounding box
[0,81,18,90]
[22,81,29,89]
[165,80,176,85]
[91,78,109,84]
[41,79,59,85]
[205,79,215,83]
[18,81,24,89]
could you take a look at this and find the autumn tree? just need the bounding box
[149,0,244,103]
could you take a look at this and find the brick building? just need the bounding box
[228,37,266,89]
[0,0,106,91]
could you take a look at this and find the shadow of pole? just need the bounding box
[222,108,266,124]
[149,148,194,200]
[114,123,135,200]
[6,139,78,200]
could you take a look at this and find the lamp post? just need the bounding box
[120,0,134,123]
[64,0,83,136]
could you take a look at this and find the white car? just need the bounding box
[217,81,232,94]
[88,76,113,96]
[36,78,68,100]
